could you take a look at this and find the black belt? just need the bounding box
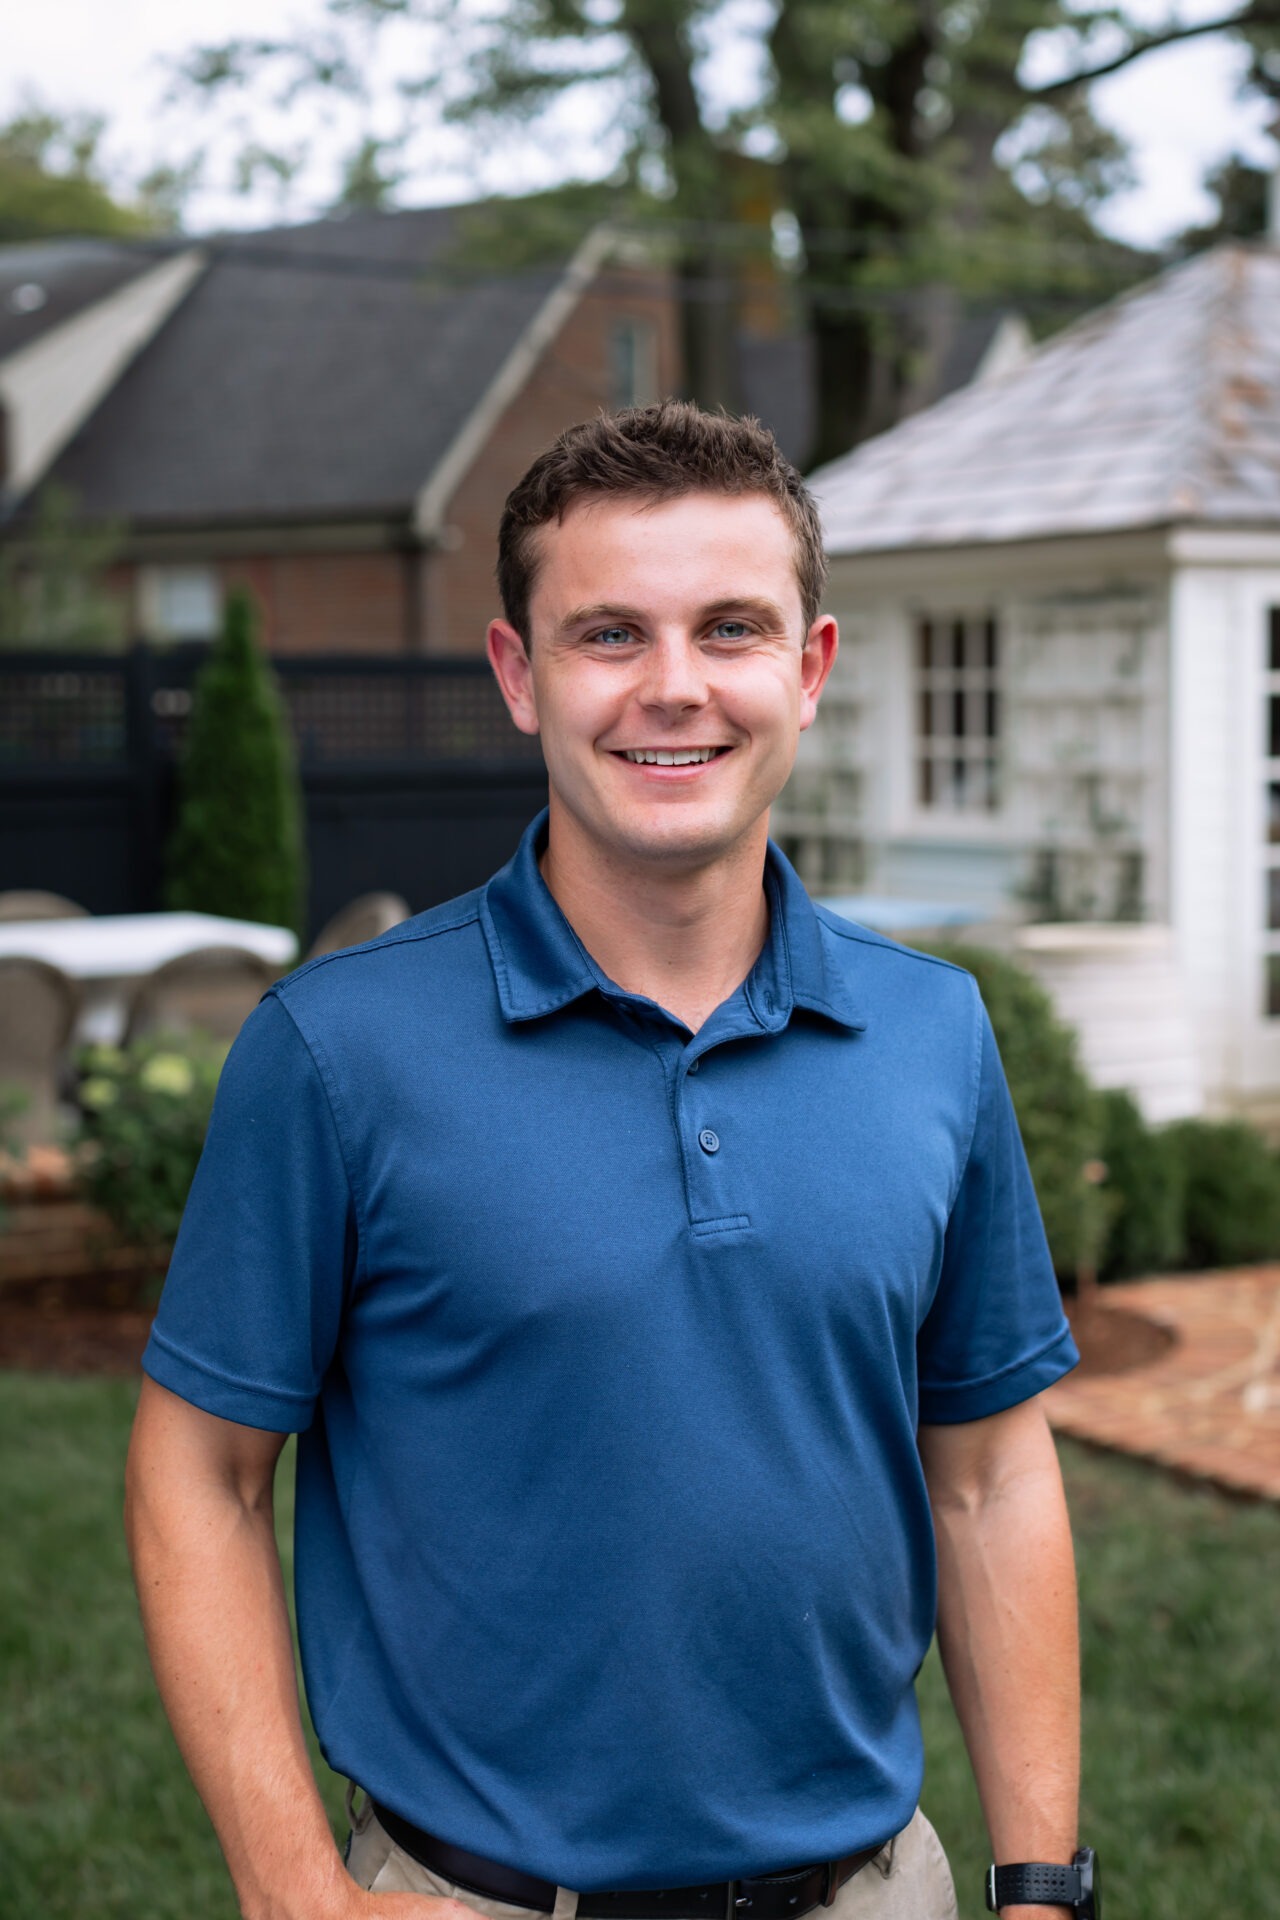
[371,1804,887,1920]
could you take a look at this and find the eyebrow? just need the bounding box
[556,597,791,636]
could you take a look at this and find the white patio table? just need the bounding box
[0,911,299,1043]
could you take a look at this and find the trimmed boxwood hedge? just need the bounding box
[923,946,1280,1278]
[925,943,1102,1279]
[1098,1088,1186,1280]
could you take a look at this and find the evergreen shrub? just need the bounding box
[164,587,306,937]
[1098,1088,1187,1279]
[1164,1117,1280,1269]
[925,943,1101,1278]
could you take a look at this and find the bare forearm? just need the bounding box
[125,1382,350,1920]
[921,1400,1079,1914]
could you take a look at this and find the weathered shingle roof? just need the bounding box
[41,206,564,527]
[810,243,1280,556]
[0,238,174,364]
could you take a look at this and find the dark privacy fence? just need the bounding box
[0,646,548,935]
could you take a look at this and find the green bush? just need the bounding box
[1098,1088,1187,1279]
[1164,1117,1280,1269]
[73,1035,226,1278]
[164,586,307,937]
[926,943,1102,1278]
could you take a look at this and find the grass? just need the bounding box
[2,1376,1278,1920]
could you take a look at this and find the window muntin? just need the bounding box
[915,613,1001,814]
[1262,607,1280,1017]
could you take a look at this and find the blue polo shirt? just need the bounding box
[143,813,1076,1890]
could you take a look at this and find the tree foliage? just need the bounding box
[0,107,192,243]
[164,589,308,939]
[172,0,1280,461]
[0,486,127,651]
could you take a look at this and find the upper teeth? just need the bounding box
[624,748,719,765]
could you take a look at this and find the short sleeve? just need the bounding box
[916,1001,1078,1424]
[141,991,358,1431]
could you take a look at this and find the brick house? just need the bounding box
[0,208,681,654]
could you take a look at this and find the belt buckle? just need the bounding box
[822,1862,840,1908]
[725,1880,743,1920]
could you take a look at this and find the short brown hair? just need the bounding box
[496,400,828,643]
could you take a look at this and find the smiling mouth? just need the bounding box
[618,747,729,766]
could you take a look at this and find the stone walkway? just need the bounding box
[1044,1267,1280,1502]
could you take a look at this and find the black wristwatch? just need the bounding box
[985,1847,1099,1917]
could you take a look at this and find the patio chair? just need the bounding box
[0,890,91,921]
[306,891,411,961]
[0,957,80,1148]
[123,947,278,1048]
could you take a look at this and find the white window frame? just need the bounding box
[138,564,222,641]
[1261,605,1280,1018]
[912,609,1003,820]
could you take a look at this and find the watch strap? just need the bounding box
[985,1861,1081,1911]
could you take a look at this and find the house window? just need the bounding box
[915,613,1001,813]
[1265,608,1280,1015]
[139,565,221,641]
[610,318,658,410]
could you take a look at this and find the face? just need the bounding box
[487,491,837,881]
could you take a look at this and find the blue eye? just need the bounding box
[594,627,633,647]
[712,621,749,639]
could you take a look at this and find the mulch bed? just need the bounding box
[2,1273,1176,1380]
[0,1272,158,1376]
[1065,1296,1177,1376]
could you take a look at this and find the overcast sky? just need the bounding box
[3,0,1275,244]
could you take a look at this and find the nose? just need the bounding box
[637,633,709,714]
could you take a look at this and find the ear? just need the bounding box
[798,615,838,733]
[487,620,540,736]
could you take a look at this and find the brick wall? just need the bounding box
[226,551,419,654]
[427,272,682,655]
[113,265,680,658]
[120,548,417,654]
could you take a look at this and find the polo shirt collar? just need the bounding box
[481,810,866,1034]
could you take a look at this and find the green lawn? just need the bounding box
[2,1374,1277,1920]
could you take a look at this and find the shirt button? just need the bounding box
[698,1128,720,1154]
[688,1059,700,1074]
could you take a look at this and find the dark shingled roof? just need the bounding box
[43,206,566,528]
[0,238,174,363]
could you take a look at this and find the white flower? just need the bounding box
[139,1053,195,1098]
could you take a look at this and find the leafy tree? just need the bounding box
[172,0,1280,462]
[0,486,127,650]
[0,108,154,243]
[1177,154,1271,251]
[165,588,308,938]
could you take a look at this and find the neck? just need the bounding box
[539,808,771,1034]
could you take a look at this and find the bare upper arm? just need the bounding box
[127,1374,292,1519]
[917,1394,1062,1511]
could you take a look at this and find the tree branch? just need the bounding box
[1026,3,1280,99]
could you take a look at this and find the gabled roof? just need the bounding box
[36,206,573,529]
[810,243,1280,557]
[0,238,177,363]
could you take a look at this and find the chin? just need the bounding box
[609,812,755,871]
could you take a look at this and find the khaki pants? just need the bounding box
[346,1802,958,1920]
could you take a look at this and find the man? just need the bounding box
[126,402,1087,1920]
